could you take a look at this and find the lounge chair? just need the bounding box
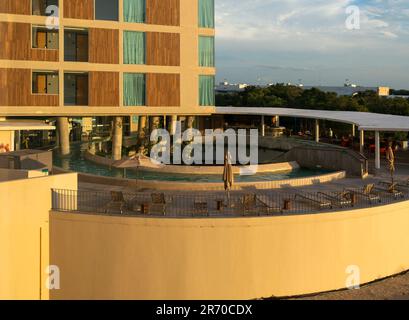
[256,194,282,214]
[347,184,381,204]
[242,194,258,215]
[294,193,332,210]
[193,201,209,216]
[317,191,353,208]
[380,179,409,191]
[105,191,127,214]
[151,193,167,215]
[375,183,404,199]
[241,194,282,215]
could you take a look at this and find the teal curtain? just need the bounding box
[124,31,145,64]
[124,0,145,23]
[124,73,145,106]
[199,0,215,28]
[199,36,215,67]
[199,75,215,106]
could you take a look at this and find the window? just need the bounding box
[95,0,119,21]
[32,71,59,94]
[124,31,145,64]
[199,36,215,67]
[124,73,145,106]
[64,29,88,62]
[198,0,215,28]
[32,0,59,16]
[124,0,145,23]
[32,26,58,49]
[199,75,215,106]
[64,73,89,106]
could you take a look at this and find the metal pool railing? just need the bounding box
[51,185,409,218]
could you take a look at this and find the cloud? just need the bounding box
[215,0,409,88]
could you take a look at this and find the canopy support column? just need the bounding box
[375,131,381,170]
[352,124,356,137]
[359,129,365,154]
[315,119,320,143]
[261,115,265,137]
[112,116,123,161]
[57,117,70,156]
[169,115,178,136]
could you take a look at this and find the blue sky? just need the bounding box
[215,0,409,89]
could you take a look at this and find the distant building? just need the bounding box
[216,81,249,93]
[377,87,390,97]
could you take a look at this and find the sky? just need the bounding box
[215,0,409,89]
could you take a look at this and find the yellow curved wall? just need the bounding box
[49,200,409,300]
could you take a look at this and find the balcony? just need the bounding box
[32,71,59,95]
[32,25,58,49]
[64,29,88,62]
[64,72,88,106]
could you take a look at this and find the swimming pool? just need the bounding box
[53,144,333,183]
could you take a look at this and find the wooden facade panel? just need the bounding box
[31,49,59,61]
[0,22,31,60]
[146,32,180,66]
[0,22,59,61]
[0,68,58,106]
[64,0,94,20]
[89,72,119,106]
[146,73,180,107]
[89,28,119,64]
[0,0,30,15]
[146,0,180,26]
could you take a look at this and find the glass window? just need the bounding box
[199,0,215,28]
[124,0,145,23]
[199,75,215,106]
[124,31,145,64]
[32,0,59,16]
[124,73,145,106]
[32,71,59,94]
[64,73,89,106]
[199,36,215,67]
[95,0,119,21]
[32,26,59,49]
[64,29,89,62]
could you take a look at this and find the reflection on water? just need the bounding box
[53,144,332,183]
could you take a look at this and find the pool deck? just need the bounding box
[78,158,408,195]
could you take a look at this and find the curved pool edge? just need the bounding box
[84,149,300,175]
[53,165,346,191]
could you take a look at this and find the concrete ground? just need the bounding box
[293,270,409,300]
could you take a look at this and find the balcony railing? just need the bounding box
[51,184,409,218]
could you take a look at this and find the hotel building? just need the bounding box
[0,0,216,155]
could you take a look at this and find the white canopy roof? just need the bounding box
[216,107,409,132]
[0,120,55,131]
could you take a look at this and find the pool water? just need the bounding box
[53,144,333,183]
